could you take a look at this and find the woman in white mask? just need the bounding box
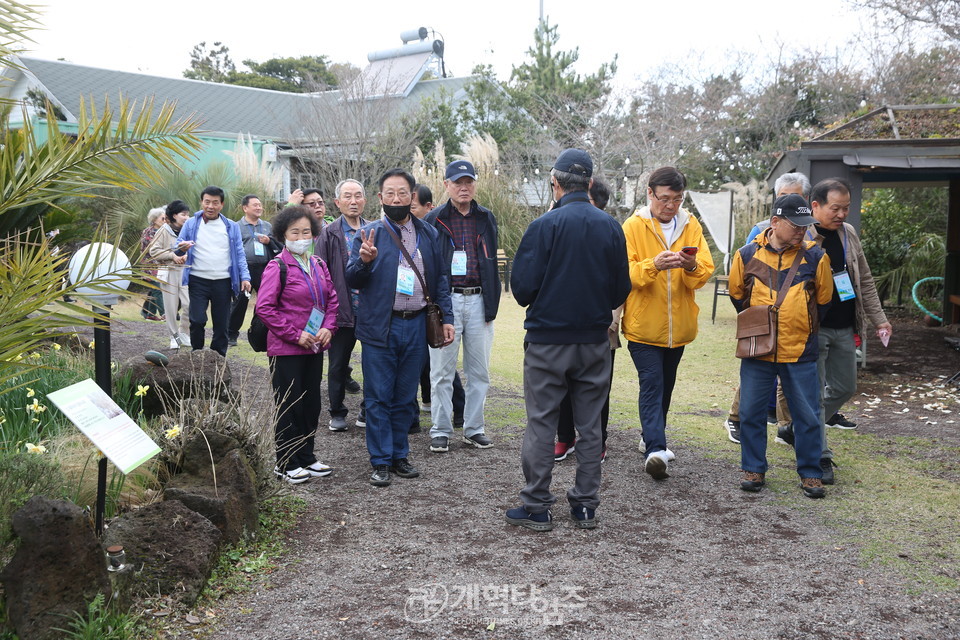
[255,206,339,484]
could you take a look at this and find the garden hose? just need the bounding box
[911,276,944,323]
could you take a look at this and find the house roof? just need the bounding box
[10,56,476,142]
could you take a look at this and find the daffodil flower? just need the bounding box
[135,384,150,397]
[26,388,35,398]
[24,442,47,454]
[52,343,62,351]
[88,340,95,348]
[13,354,22,361]
[165,424,181,439]
[0,414,6,426]
[29,352,41,359]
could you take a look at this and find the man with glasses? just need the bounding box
[621,167,713,480]
[289,188,328,227]
[227,194,274,347]
[729,194,834,498]
[346,169,454,487]
[806,178,891,484]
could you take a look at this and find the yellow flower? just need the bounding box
[135,384,150,397]
[88,340,95,348]
[52,343,62,351]
[26,388,35,398]
[29,351,41,359]
[165,424,181,439]
[13,354,22,361]
[0,414,6,425]
[26,399,47,414]
[24,442,47,454]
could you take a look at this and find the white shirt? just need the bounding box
[192,216,230,279]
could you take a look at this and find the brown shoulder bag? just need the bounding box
[735,246,805,359]
[381,221,446,349]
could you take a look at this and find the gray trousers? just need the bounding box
[519,342,610,513]
[817,326,857,459]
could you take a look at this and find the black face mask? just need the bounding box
[383,204,411,222]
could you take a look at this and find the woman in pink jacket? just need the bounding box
[256,206,339,484]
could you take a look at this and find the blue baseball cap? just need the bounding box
[445,160,477,181]
[552,148,593,177]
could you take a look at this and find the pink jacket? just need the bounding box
[255,250,338,357]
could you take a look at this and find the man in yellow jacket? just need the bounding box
[622,167,714,479]
[729,194,834,498]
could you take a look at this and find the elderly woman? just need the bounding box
[140,207,167,321]
[148,200,192,349]
[256,206,339,484]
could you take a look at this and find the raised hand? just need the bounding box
[359,228,378,263]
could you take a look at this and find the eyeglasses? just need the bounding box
[382,190,411,200]
[303,199,325,208]
[651,192,685,206]
[781,218,810,231]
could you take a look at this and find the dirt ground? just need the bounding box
[97,306,960,640]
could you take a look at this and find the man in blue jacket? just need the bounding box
[346,169,454,487]
[505,149,631,531]
[424,160,501,453]
[176,186,251,356]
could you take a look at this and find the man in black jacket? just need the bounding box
[424,160,501,453]
[505,149,631,531]
[316,179,369,431]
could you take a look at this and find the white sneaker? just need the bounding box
[304,461,332,477]
[644,451,670,480]
[178,332,190,346]
[274,466,311,484]
[169,337,180,349]
[664,448,676,462]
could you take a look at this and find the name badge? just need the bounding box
[254,240,265,256]
[451,250,467,276]
[305,307,324,334]
[397,265,416,296]
[833,270,856,301]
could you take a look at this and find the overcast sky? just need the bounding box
[24,0,866,91]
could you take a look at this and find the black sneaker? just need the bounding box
[369,464,391,487]
[463,433,494,448]
[570,506,597,529]
[329,416,348,432]
[740,471,765,492]
[505,506,553,532]
[430,436,449,453]
[346,378,362,394]
[724,419,741,444]
[827,413,858,429]
[801,477,825,499]
[227,339,238,347]
[820,458,837,485]
[766,410,778,426]
[409,422,422,434]
[390,458,420,478]
[775,424,795,447]
[355,406,366,428]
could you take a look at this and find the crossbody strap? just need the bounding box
[380,220,434,303]
[773,245,805,311]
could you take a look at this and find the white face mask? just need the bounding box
[286,238,311,255]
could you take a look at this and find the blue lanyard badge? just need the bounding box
[833,270,856,301]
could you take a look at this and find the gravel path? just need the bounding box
[100,306,960,640]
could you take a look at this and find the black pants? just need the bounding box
[327,325,360,418]
[270,352,323,471]
[557,349,615,446]
[188,275,233,356]
[228,263,265,340]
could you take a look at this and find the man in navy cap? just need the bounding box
[424,160,501,453]
[505,149,631,531]
[729,193,834,498]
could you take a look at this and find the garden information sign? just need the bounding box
[47,378,160,474]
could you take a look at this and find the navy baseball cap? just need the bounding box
[552,148,593,177]
[773,194,816,226]
[445,160,477,181]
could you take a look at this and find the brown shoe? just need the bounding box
[800,477,825,499]
[740,471,765,492]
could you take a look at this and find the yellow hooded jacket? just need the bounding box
[622,206,714,347]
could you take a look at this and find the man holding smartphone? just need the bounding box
[228,194,275,346]
[621,167,714,480]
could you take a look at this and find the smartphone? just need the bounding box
[681,246,698,256]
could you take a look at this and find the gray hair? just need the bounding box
[774,172,811,198]
[147,207,166,225]
[550,168,590,193]
[335,179,365,199]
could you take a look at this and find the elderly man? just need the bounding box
[317,179,370,432]
[505,149,630,532]
[809,178,892,483]
[729,194,834,498]
[176,186,250,356]
[227,194,274,346]
[425,160,501,453]
[346,169,454,487]
[622,167,714,480]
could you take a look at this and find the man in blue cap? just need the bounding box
[424,160,501,453]
[505,149,631,531]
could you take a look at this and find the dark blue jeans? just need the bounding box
[361,315,426,467]
[188,276,233,356]
[739,358,822,479]
[627,341,685,457]
[228,262,265,340]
